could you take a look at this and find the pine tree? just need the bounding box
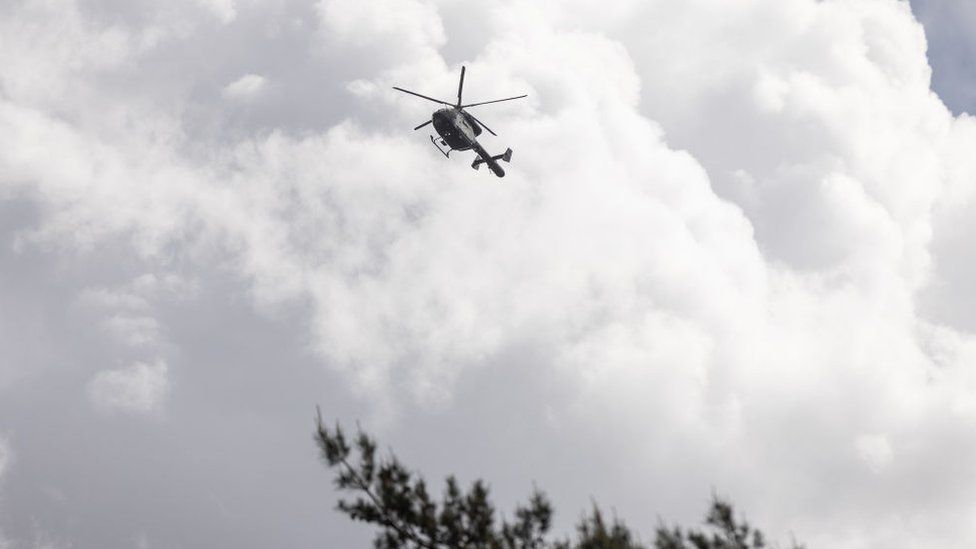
[315,412,804,549]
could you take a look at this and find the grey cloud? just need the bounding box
[0,235,371,547]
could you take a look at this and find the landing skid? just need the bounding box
[430,135,452,158]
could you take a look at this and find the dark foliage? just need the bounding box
[315,413,804,549]
[653,497,804,549]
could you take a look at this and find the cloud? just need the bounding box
[88,360,170,414]
[222,74,267,101]
[855,433,894,474]
[0,0,134,110]
[0,437,9,481]
[3,0,976,547]
[0,437,9,548]
[316,0,445,60]
[195,0,237,24]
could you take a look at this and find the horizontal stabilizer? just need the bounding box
[492,148,513,163]
[472,147,512,177]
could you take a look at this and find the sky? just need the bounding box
[2,0,976,547]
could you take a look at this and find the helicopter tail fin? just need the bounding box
[490,148,513,163]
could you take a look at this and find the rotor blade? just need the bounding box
[465,111,497,137]
[413,119,433,131]
[461,94,528,108]
[392,87,453,106]
[457,66,466,106]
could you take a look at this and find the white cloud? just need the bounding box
[0,437,9,481]
[0,0,134,110]
[856,433,894,474]
[195,0,237,24]
[0,437,10,548]
[88,360,170,414]
[316,0,445,58]
[78,273,194,312]
[3,0,976,547]
[222,74,267,101]
[75,274,191,367]
[102,315,163,348]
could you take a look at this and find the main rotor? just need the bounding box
[393,66,527,136]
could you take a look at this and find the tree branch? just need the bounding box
[316,408,438,549]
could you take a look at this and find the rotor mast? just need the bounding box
[457,66,466,107]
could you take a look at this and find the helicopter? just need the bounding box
[393,66,527,178]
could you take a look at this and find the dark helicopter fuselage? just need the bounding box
[432,108,481,151]
[430,107,506,176]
